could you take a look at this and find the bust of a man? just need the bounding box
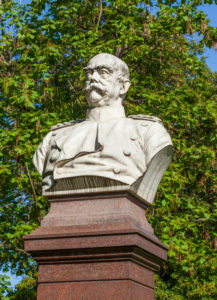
[33,53,173,205]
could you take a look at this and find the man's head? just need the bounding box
[84,53,131,107]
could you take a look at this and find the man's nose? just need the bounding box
[90,70,100,83]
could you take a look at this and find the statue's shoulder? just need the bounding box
[128,114,163,124]
[50,119,84,131]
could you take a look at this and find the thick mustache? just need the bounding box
[85,83,107,94]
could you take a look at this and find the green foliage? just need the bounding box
[6,273,37,300]
[0,0,216,298]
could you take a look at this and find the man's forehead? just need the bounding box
[87,55,117,70]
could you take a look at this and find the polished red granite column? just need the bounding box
[24,192,168,300]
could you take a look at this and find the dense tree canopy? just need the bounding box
[0,0,216,299]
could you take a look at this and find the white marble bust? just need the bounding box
[33,53,173,205]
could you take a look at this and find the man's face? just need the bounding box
[84,55,123,107]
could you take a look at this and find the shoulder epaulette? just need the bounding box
[128,114,163,124]
[50,119,84,131]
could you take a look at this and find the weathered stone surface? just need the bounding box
[37,281,154,300]
[26,53,172,299]
[33,53,173,205]
[24,192,168,299]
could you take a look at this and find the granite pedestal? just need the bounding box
[24,192,168,300]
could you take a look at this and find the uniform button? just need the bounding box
[113,167,121,174]
[50,157,56,163]
[49,152,59,162]
[123,150,131,156]
[52,131,57,136]
[56,168,63,174]
[130,135,137,141]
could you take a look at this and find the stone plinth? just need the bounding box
[24,192,168,300]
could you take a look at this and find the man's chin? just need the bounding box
[88,100,104,107]
[87,96,108,107]
[86,92,105,106]
[89,89,104,99]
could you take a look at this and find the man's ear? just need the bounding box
[120,80,131,95]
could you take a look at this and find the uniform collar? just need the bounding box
[86,105,126,122]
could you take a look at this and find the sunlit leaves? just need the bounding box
[0,0,216,298]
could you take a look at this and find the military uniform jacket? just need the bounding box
[33,105,173,192]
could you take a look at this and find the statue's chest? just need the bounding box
[49,118,146,165]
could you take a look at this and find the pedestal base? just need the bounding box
[24,192,168,300]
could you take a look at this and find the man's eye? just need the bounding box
[99,69,109,76]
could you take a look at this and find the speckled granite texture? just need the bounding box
[24,192,168,300]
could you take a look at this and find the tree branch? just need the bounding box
[25,163,38,209]
[96,0,103,30]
